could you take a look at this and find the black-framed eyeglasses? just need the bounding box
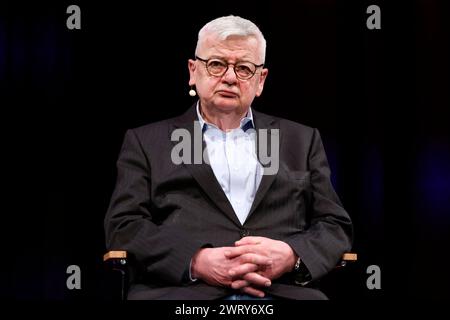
[195,56,264,80]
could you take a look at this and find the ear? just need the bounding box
[255,68,268,97]
[188,59,196,86]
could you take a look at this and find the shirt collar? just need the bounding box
[196,101,255,133]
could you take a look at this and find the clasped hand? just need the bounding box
[191,236,297,297]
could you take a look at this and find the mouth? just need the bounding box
[216,90,239,98]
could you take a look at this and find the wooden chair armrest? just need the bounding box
[338,252,358,267]
[103,250,127,262]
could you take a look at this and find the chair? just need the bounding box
[103,250,357,300]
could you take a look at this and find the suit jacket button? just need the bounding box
[240,229,250,238]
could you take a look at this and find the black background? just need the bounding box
[1,0,449,300]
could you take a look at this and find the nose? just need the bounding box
[221,65,238,85]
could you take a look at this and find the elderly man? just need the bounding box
[104,15,352,300]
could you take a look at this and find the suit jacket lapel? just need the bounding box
[169,104,242,227]
[246,109,280,222]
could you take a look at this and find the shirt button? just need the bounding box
[240,229,250,238]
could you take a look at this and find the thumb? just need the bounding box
[235,236,260,246]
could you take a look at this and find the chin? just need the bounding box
[213,98,241,112]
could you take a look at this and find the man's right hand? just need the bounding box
[191,247,273,297]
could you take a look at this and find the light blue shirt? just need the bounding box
[196,103,263,225]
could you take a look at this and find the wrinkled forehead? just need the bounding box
[197,33,261,62]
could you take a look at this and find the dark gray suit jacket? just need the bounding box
[104,104,352,300]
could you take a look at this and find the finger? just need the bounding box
[237,253,272,266]
[241,286,265,298]
[228,263,259,278]
[230,279,249,290]
[235,236,262,246]
[224,245,251,259]
[243,272,272,288]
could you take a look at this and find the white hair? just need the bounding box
[195,15,266,64]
